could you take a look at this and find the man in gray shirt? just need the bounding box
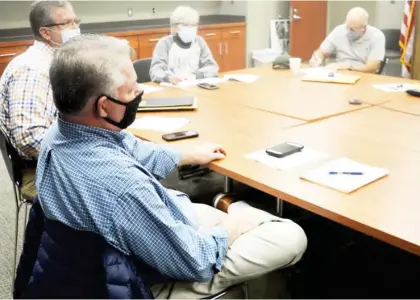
[310,7,385,73]
[149,6,218,84]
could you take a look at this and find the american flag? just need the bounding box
[399,0,416,78]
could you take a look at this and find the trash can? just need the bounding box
[252,49,280,68]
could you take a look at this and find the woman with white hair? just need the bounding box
[149,6,219,84]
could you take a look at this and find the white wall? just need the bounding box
[0,1,221,29]
[219,0,247,16]
[327,0,405,31]
[375,0,405,29]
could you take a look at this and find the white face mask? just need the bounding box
[61,27,81,43]
[48,27,81,45]
[177,25,197,43]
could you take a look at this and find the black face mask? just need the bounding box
[97,91,144,129]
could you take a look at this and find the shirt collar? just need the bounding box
[57,117,126,143]
[33,40,55,57]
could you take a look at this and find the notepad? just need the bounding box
[224,74,260,83]
[139,84,164,94]
[302,73,360,84]
[372,83,418,92]
[245,148,329,170]
[129,116,190,132]
[137,97,197,111]
[300,158,389,193]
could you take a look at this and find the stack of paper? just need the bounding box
[372,83,415,92]
[160,77,227,88]
[300,157,389,193]
[139,84,164,94]
[245,148,329,170]
[128,116,190,132]
[224,74,260,83]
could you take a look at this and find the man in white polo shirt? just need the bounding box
[309,7,385,73]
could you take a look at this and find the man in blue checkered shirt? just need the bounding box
[37,34,307,298]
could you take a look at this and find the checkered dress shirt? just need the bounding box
[36,118,229,281]
[0,41,57,160]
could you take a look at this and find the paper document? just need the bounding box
[160,77,227,88]
[224,74,260,83]
[245,148,329,170]
[301,67,334,75]
[128,116,190,132]
[300,157,389,193]
[139,84,164,94]
[372,83,416,92]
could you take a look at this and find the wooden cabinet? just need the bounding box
[200,28,223,70]
[138,32,168,59]
[200,26,246,72]
[0,22,245,76]
[0,45,29,77]
[221,27,246,72]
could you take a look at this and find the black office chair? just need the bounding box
[133,58,152,83]
[376,58,388,75]
[0,127,32,285]
[382,29,400,59]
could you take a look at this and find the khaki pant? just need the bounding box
[152,202,307,298]
[21,168,37,201]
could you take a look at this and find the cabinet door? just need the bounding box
[221,27,246,72]
[0,45,28,76]
[138,33,168,59]
[199,29,223,72]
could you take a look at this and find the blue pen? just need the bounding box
[329,172,364,175]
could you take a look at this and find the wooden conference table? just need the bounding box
[129,67,420,256]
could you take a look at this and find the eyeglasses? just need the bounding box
[43,18,81,29]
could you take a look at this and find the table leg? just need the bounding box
[224,176,234,194]
[276,198,283,217]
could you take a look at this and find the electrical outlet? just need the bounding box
[127,8,133,17]
[152,7,156,14]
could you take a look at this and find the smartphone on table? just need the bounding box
[162,130,199,142]
[197,83,219,90]
[265,142,304,158]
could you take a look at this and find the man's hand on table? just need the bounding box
[179,143,226,166]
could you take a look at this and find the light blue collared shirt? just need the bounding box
[36,118,228,281]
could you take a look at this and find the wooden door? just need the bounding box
[221,27,246,72]
[199,28,223,72]
[138,33,168,59]
[289,1,328,61]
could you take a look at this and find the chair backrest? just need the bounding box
[0,126,22,183]
[376,58,388,75]
[381,29,400,52]
[133,58,152,83]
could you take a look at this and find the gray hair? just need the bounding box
[29,0,71,40]
[346,7,369,26]
[170,6,199,26]
[50,34,132,115]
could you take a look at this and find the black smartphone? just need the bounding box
[162,130,199,142]
[265,142,304,158]
[197,83,219,90]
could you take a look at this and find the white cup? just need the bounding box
[289,57,302,73]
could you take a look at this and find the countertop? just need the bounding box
[0,14,246,43]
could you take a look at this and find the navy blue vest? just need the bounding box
[14,197,170,299]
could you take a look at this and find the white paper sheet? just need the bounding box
[139,84,164,94]
[245,148,329,170]
[300,157,389,193]
[128,116,190,132]
[224,74,260,83]
[372,83,414,92]
[159,77,227,88]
